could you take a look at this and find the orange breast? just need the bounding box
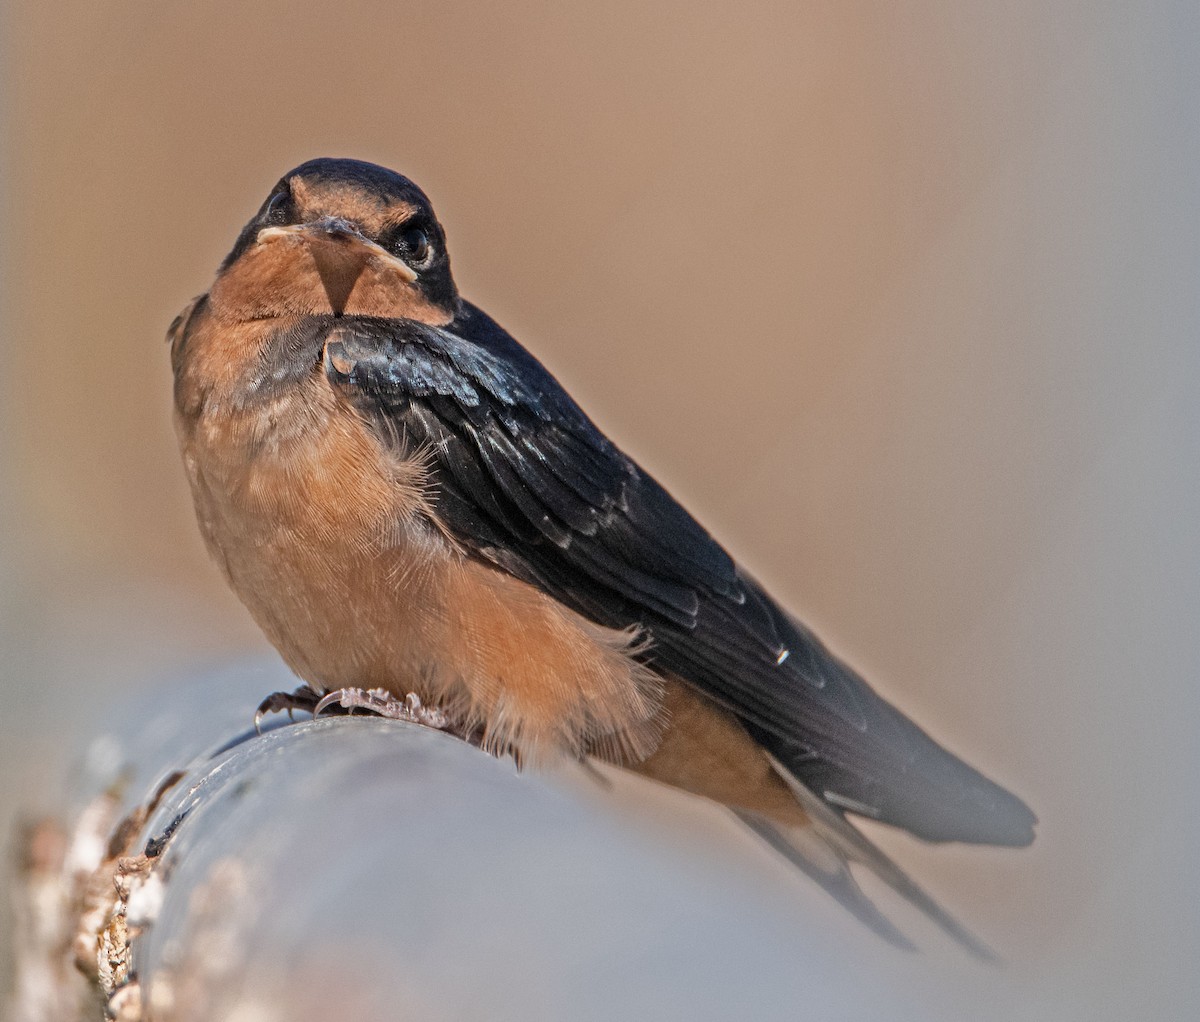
[174,318,662,766]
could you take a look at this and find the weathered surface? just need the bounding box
[9,660,1000,1022]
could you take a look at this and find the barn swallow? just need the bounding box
[170,158,1035,954]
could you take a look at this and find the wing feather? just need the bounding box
[322,307,1036,846]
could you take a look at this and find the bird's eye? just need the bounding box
[263,189,293,226]
[395,224,434,268]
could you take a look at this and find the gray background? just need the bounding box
[2,2,1198,1017]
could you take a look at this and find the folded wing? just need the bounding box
[323,305,1035,846]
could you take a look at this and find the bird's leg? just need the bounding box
[254,685,324,732]
[312,688,450,730]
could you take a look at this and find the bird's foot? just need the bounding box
[312,688,450,730]
[254,685,323,733]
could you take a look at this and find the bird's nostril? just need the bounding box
[315,216,360,238]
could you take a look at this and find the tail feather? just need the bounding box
[762,752,997,960]
[735,810,917,952]
[626,679,999,957]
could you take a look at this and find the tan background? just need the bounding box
[3,2,1198,1017]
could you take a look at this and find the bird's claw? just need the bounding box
[311,687,450,729]
[256,686,449,733]
[254,685,323,733]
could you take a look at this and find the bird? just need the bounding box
[169,157,1035,955]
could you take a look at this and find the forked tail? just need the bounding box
[741,753,997,959]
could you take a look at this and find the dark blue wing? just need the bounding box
[322,305,1035,846]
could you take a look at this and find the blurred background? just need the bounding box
[1,1,1197,1018]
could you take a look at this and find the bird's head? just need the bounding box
[210,158,460,325]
